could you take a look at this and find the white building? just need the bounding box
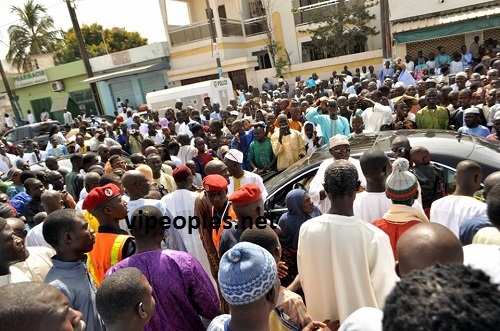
[159,0,384,88]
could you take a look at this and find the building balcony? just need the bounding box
[293,0,342,26]
[244,16,267,36]
[169,20,212,46]
[220,18,244,37]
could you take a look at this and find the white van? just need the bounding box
[146,78,234,115]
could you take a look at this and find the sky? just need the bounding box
[0,0,190,60]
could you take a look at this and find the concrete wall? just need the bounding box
[389,0,493,21]
[90,42,169,73]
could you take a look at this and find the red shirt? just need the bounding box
[371,219,421,260]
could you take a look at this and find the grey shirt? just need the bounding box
[45,257,104,331]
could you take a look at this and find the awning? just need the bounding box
[392,6,500,43]
[50,97,72,112]
[80,61,169,85]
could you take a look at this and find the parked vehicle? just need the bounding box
[263,130,500,221]
[1,121,62,150]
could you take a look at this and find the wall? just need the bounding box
[389,0,493,21]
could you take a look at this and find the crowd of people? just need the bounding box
[0,44,499,331]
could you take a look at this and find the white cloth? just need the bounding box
[27,151,47,164]
[126,198,171,222]
[178,145,196,165]
[0,267,31,287]
[142,131,165,145]
[473,227,500,245]
[26,221,53,249]
[338,307,383,331]
[27,113,35,124]
[228,171,268,200]
[430,196,487,237]
[0,154,13,174]
[354,191,424,223]
[309,157,366,214]
[161,189,216,289]
[298,214,398,323]
[175,122,194,138]
[463,244,500,285]
[63,112,74,125]
[10,246,55,282]
[361,103,392,133]
[40,111,50,121]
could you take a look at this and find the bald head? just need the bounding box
[144,146,159,158]
[410,146,430,166]
[122,170,149,199]
[397,223,463,277]
[85,172,101,192]
[205,160,230,184]
[41,190,63,214]
[455,160,482,196]
[482,171,500,199]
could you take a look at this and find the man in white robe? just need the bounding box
[360,90,392,133]
[161,165,216,288]
[223,149,268,199]
[309,135,366,214]
[430,160,486,237]
[298,160,397,324]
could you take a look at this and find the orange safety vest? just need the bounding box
[87,233,131,287]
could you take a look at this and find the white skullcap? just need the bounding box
[464,107,480,115]
[229,111,239,117]
[329,134,350,148]
[455,72,467,78]
[225,149,243,164]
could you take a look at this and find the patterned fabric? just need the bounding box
[416,106,449,130]
[276,287,313,329]
[248,138,274,169]
[219,242,277,305]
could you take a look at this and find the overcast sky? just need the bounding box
[0,0,189,60]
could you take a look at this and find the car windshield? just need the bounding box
[32,123,53,136]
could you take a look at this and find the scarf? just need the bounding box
[383,204,429,224]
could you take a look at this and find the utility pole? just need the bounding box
[205,0,223,78]
[380,0,392,60]
[0,60,21,124]
[65,0,104,115]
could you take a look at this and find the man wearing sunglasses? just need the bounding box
[309,135,366,213]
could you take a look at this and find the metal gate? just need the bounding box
[139,75,166,100]
[110,80,135,110]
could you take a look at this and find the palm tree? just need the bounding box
[7,0,59,73]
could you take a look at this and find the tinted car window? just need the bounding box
[32,123,53,136]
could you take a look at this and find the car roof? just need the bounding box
[265,130,500,194]
[29,152,132,172]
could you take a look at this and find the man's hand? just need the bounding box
[302,321,328,331]
[277,261,288,279]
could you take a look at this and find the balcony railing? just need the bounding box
[169,20,213,46]
[244,16,267,37]
[293,0,342,26]
[220,18,244,37]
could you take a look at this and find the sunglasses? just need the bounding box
[332,148,350,154]
[391,146,406,154]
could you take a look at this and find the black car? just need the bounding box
[263,130,500,220]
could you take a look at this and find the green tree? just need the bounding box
[7,0,59,73]
[55,23,148,64]
[301,1,378,59]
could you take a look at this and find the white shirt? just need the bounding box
[63,112,74,125]
[5,117,14,128]
[126,198,170,221]
[463,244,500,285]
[161,189,216,289]
[142,131,165,145]
[354,191,424,223]
[11,246,55,282]
[228,170,268,200]
[26,221,53,249]
[28,151,48,164]
[27,113,35,124]
[309,157,366,214]
[361,103,392,133]
[430,196,487,237]
[40,111,50,121]
[298,214,398,323]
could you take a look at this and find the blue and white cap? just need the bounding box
[218,242,277,305]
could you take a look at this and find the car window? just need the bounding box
[3,130,15,141]
[33,123,52,137]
